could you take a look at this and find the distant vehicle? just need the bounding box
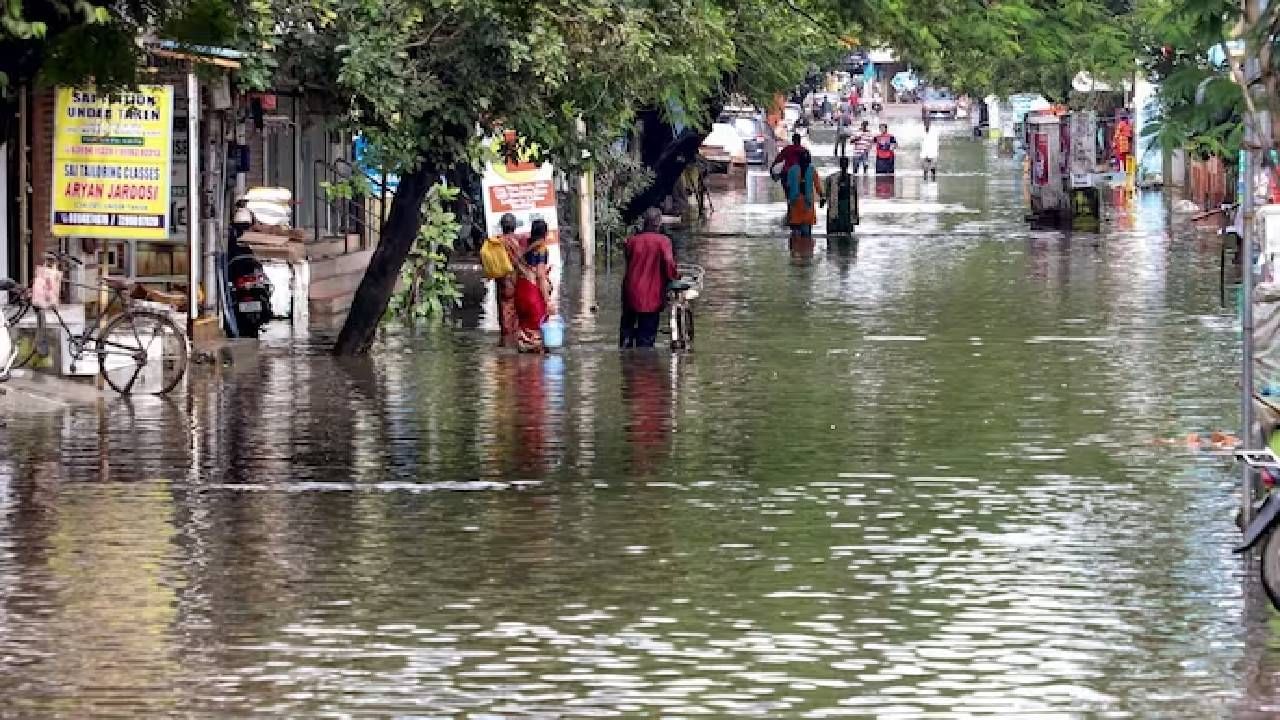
[727,115,769,165]
[923,87,958,119]
[783,103,803,132]
[701,122,746,165]
[804,92,842,122]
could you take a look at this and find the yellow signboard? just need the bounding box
[52,86,174,240]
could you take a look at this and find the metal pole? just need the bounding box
[1243,145,1257,522]
[187,73,201,323]
[579,169,595,268]
[18,87,29,284]
[202,112,220,314]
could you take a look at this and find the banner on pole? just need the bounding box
[481,155,559,245]
[52,86,174,240]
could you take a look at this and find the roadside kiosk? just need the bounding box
[1027,112,1064,221]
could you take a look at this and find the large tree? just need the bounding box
[242,0,852,354]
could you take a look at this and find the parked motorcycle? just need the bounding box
[227,205,274,338]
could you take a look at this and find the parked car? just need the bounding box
[700,122,746,165]
[923,87,958,119]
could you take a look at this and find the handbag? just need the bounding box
[31,264,63,309]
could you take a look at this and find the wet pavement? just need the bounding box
[1,120,1274,717]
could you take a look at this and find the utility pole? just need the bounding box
[1232,0,1266,522]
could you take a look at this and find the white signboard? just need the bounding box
[480,150,563,309]
[481,157,561,269]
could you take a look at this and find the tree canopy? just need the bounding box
[881,0,1138,99]
[0,0,239,92]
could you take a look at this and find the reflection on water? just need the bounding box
[0,126,1272,715]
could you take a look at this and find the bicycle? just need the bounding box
[17,251,190,395]
[667,264,704,352]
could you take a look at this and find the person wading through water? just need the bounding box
[874,123,898,175]
[851,120,874,175]
[483,213,523,346]
[834,106,854,158]
[921,118,941,181]
[620,208,678,348]
[824,155,859,239]
[785,148,823,241]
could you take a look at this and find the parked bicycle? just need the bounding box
[1237,448,1280,609]
[667,263,704,351]
[15,251,189,395]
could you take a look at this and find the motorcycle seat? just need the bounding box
[103,276,133,292]
[0,278,16,292]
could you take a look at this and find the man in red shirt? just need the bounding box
[773,132,805,184]
[620,207,678,348]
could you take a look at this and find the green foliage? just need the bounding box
[386,185,464,321]
[160,0,239,46]
[243,0,849,177]
[38,21,141,89]
[1133,0,1243,159]
[1,0,230,93]
[594,149,655,246]
[891,0,1139,100]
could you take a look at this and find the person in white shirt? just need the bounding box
[921,119,940,181]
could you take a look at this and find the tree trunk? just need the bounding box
[624,106,720,221]
[333,163,435,355]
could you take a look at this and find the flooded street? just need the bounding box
[1,123,1272,716]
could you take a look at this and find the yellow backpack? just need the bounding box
[480,236,514,279]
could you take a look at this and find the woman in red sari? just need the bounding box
[512,258,548,353]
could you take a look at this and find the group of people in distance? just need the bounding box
[772,116,943,241]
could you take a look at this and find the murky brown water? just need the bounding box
[2,124,1275,717]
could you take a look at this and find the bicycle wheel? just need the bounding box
[682,307,695,345]
[9,303,44,369]
[1261,529,1280,611]
[97,310,189,395]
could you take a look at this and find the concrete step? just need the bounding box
[308,266,365,300]
[309,291,354,318]
[306,234,364,260]
[308,248,374,282]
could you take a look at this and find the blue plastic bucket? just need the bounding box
[541,316,565,348]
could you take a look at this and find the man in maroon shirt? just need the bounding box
[772,132,805,184]
[620,207,678,348]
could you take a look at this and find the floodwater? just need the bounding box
[1,121,1274,717]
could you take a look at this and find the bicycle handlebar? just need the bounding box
[44,250,83,266]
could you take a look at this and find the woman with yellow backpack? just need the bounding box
[480,213,524,346]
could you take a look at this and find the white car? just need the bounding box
[783,103,803,132]
[701,122,746,164]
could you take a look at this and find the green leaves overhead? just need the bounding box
[243,0,848,175]
[877,0,1139,99]
[1,0,246,93]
